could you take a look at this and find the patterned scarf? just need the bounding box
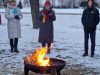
[42,9,51,21]
[12,8,19,16]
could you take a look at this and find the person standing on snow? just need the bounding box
[38,1,56,54]
[5,0,23,53]
[82,0,99,57]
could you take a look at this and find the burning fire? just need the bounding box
[27,47,51,66]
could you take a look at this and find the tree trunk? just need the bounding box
[29,0,39,29]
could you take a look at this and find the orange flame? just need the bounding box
[32,47,50,66]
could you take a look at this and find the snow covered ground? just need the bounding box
[0,8,83,14]
[0,11,100,75]
[0,7,100,15]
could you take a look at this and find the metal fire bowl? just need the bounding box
[24,57,66,74]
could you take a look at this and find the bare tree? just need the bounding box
[29,0,39,28]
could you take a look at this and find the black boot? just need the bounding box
[42,43,46,48]
[82,48,88,57]
[82,50,88,57]
[47,43,51,54]
[91,51,94,57]
[47,48,50,54]
[91,44,95,57]
[10,39,14,53]
[82,52,88,57]
[14,38,19,53]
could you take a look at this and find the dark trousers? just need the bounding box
[42,43,51,48]
[10,39,13,50]
[10,38,18,49]
[84,31,96,53]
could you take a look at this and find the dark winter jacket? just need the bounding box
[82,7,99,32]
[0,14,1,25]
[17,1,23,9]
[38,9,56,43]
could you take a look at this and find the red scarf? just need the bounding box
[42,9,51,21]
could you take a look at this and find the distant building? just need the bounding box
[0,0,8,7]
[0,0,100,8]
[0,0,3,7]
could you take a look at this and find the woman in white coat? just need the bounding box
[5,0,23,53]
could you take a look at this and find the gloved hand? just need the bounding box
[14,15,20,20]
[49,13,53,20]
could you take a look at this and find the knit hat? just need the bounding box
[9,0,16,3]
[45,1,51,6]
[88,0,94,3]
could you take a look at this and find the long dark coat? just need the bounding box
[0,14,1,25]
[38,9,56,43]
[81,7,100,32]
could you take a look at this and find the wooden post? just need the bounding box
[50,68,57,75]
[24,66,29,75]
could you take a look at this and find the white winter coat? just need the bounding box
[5,5,23,39]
